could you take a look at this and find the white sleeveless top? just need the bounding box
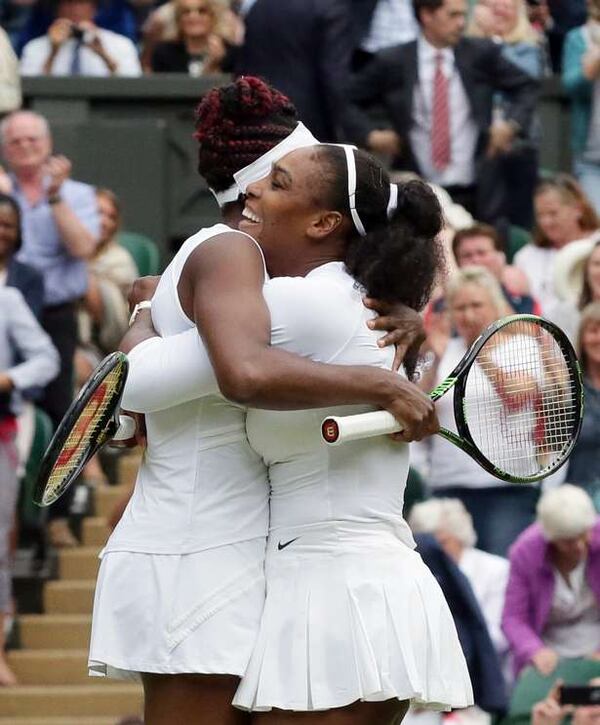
[104,224,270,555]
[246,261,415,546]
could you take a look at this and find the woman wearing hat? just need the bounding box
[548,236,600,344]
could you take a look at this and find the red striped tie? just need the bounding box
[431,52,451,170]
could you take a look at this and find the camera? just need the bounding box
[559,686,600,706]
[70,25,85,41]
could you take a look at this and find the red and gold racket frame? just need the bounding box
[34,352,129,506]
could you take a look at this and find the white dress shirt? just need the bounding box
[20,28,142,77]
[410,35,478,187]
[361,0,418,53]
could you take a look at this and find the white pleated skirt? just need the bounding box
[234,523,473,712]
[88,538,266,679]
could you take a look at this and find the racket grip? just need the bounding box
[321,411,403,445]
[113,414,137,441]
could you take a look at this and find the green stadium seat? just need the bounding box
[18,407,54,530]
[506,225,532,264]
[118,231,162,277]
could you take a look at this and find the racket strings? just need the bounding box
[43,366,125,503]
[463,320,578,477]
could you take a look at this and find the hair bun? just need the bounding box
[394,180,443,239]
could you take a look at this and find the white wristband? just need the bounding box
[129,300,152,326]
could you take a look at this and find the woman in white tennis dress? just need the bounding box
[118,143,473,723]
[89,78,439,725]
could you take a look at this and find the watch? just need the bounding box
[47,193,62,205]
[128,300,152,326]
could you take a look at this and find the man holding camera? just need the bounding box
[20,0,141,77]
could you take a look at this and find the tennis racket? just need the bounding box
[34,351,136,506]
[321,314,584,484]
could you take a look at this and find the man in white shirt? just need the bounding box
[20,0,141,77]
[343,0,539,223]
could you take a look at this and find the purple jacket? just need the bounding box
[502,519,600,675]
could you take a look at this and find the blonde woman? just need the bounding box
[513,174,600,312]
[149,0,235,75]
[420,266,540,556]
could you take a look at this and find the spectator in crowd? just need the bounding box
[409,498,510,660]
[352,0,418,70]
[563,0,600,215]
[531,679,600,725]
[342,0,539,224]
[453,223,540,313]
[150,0,234,75]
[0,193,44,319]
[467,0,545,228]
[78,187,137,372]
[20,0,142,77]
[0,286,59,685]
[0,110,100,548]
[142,0,241,72]
[503,484,600,679]
[513,174,600,313]
[418,266,540,556]
[548,236,600,344]
[0,26,20,116]
[565,302,600,509]
[234,0,354,142]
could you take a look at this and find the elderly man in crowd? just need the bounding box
[0,110,100,548]
[20,0,141,77]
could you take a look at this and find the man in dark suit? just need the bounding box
[235,0,354,142]
[343,0,539,222]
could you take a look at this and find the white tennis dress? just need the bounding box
[96,253,473,711]
[88,224,269,679]
[233,262,473,712]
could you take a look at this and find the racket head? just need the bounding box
[452,314,583,483]
[34,351,129,506]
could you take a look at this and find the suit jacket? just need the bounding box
[415,534,508,715]
[235,0,355,142]
[343,36,539,175]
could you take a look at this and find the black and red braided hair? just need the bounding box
[194,76,299,192]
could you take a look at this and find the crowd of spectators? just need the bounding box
[3,0,600,721]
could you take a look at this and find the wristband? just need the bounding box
[129,300,152,326]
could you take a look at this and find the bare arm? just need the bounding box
[123,233,438,440]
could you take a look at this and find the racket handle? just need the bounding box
[321,411,403,445]
[113,414,137,441]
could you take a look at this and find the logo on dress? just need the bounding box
[277,537,299,551]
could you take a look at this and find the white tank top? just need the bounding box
[246,261,415,547]
[105,224,270,555]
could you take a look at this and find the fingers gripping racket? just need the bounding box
[34,352,136,506]
[322,315,584,484]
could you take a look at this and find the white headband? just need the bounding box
[387,183,399,219]
[209,184,240,208]
[339,144,366,237]
[234,121,319,193]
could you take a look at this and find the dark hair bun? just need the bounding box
[394,180,444,240]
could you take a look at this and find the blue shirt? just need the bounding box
[14,176,100,306]
[567,379,600,508]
